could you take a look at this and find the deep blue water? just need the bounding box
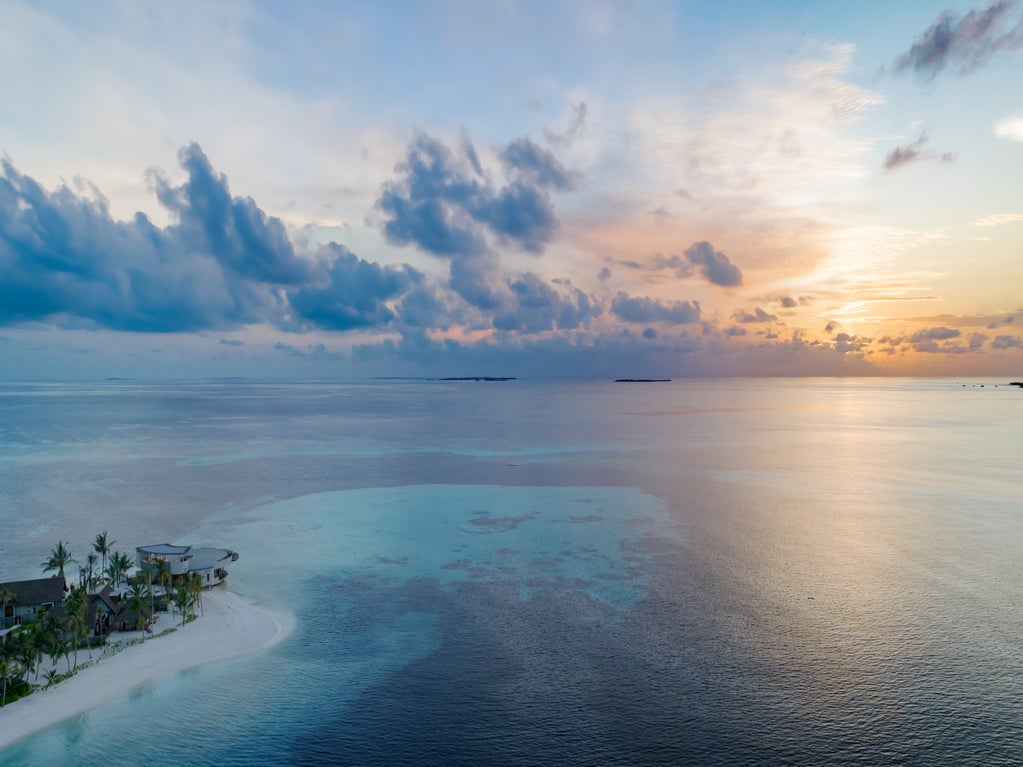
[1,378,1022,765]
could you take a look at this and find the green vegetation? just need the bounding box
[0,534,209,709]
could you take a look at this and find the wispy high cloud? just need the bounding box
[971,212,1023,226]
[892,1,1023,79]
[882,132,956,171]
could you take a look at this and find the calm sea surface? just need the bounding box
[1,378,1021,766]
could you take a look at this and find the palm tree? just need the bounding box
[38,612,61,676]
[125,579,152,639]
[0,587,13,629]
[93,531,115,581]
[0,656,12,706]
[173,585,191,625]
[187,572,204,617]
[105,551,133,588]
[64,586,90,665]
[42,666,58,690]
[15,630,38,684]
[42,540,75,582]
[84,553,99,593]
[153,558,171,604]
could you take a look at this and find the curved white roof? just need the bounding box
[137,543,191,555]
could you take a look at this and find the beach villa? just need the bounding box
[0,575,66,641]
[135,544,238,588]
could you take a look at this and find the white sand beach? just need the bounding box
[0,588,293,751]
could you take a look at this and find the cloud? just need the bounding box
[992,334,1023,348]
[833,332,871,354]
[610,292,701,324]
[971,212,1023,226]
[996,114,1023,141]
[0,144,300,331]
[274,342,346,361]
[545,102,588,147]
[892,1,1023,79]
[987,314,1016,328]
[0,144,441,337]
[287,243,419,331]
[732,307,777,323]
[500,138,575,192]
[779,296,798,308]
[377,132,575,308]
[641,242,743,287]
[492,273,599,333]
[679,242,744,286]
[908,326,961,342]
[148,144,312,285]
[882,132,956,171]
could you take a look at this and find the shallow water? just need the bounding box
[1,378,1022,765]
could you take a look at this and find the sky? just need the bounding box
[1,0,1022,379]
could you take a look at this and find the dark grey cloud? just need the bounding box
[377,134,490,259]
[377,132,574,308]
[909,326,961,342]
[833,333,871,354]
[733,307,777,323]
[992,334,1023,348]
[149,144,311,285]
[780,296,798,308]
[493,273,599,334]
[0,144,430,336]
[288,243,420,331]
[892,1,1023,79]
[646,242,743,287]
[968,332,988,349]
[610,292,701,325]
[883,133,956,171]
[682,242,744,286]
[0,145,297,331]
[499,138,575,192]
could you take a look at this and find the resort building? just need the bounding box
[135,544,238,587]
[0,575,66,629]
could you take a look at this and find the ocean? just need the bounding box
[1,378,1021,766]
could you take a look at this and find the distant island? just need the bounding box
[1011,381,1023,388]
[438,377,517,382]
[614,378,672,383]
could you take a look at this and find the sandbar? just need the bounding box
[0,587,294,751]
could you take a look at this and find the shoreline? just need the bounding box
[0,586,294,752]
